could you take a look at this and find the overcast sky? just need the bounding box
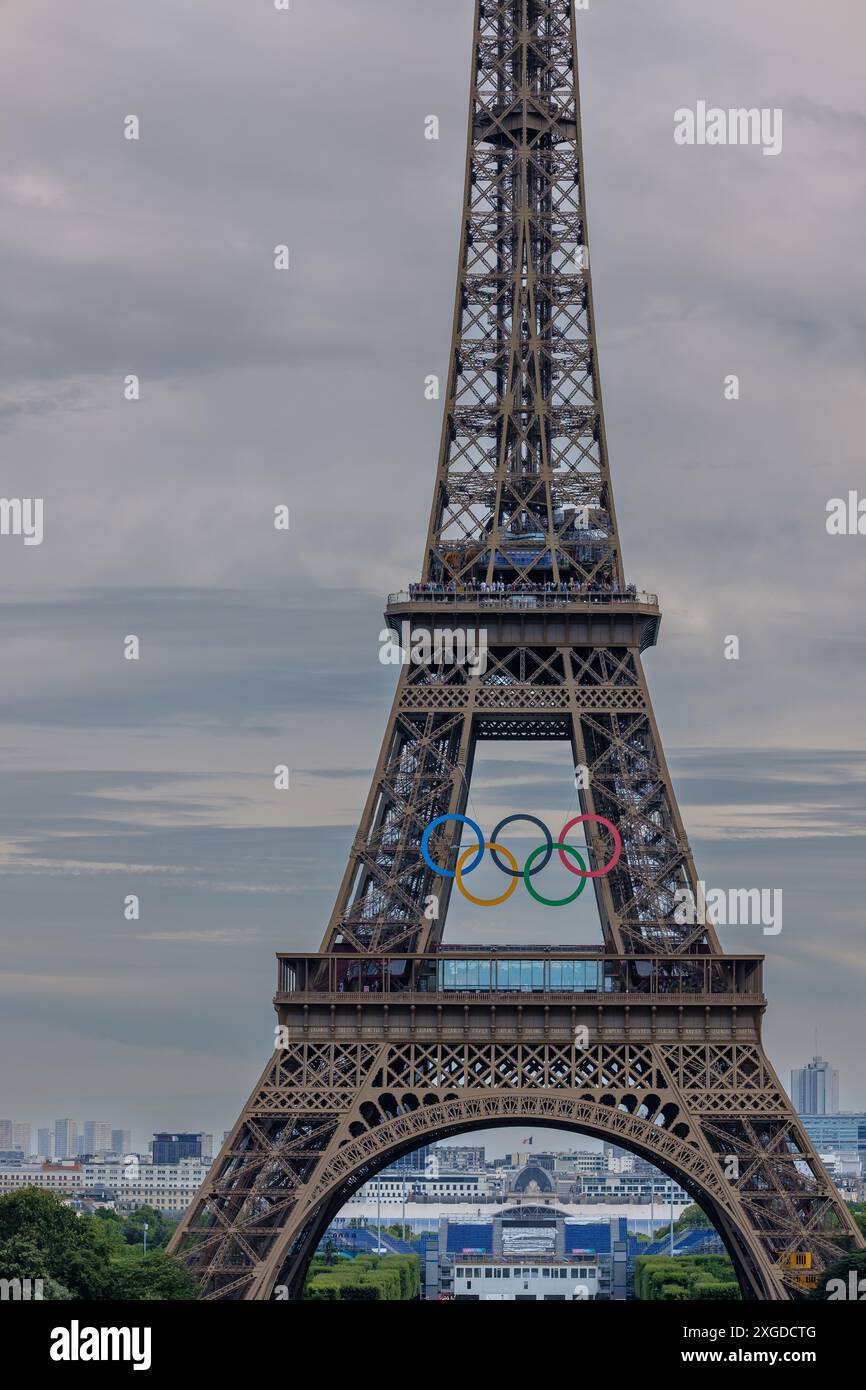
[1,0,865,1152]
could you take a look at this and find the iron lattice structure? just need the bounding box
[169,0,862,1300]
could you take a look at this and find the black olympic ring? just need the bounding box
[488,814,553,878]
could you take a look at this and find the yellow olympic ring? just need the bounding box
[455,842,519,907]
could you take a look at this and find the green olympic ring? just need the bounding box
[523,843,588,906]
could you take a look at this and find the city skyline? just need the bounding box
[0,1117,204,1157]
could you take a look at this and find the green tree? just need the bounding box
[0,1233,75,1299]
[675,1204,710,1231]
[0,1188,195,1301]
[303,1252,420,1301]
[635,1253,741,1301]
[109,1251,199,1300]
[0,1189,113,1298]
[121,1205,172,1249]
[847,1204,866,1241]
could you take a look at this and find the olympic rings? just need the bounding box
[456,842,519,907]
[420,810,622,906]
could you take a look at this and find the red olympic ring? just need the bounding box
[558,814,622,879]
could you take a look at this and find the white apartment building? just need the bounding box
[575,1175,689,1205]
[554,1152,606,1176]
[452,1257,601,1301]
[348,1172,490,1205]
[0,1157,207,1214]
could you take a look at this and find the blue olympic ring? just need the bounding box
[421,814,485,880]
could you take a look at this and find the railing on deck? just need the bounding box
[276,952,763,1001]
[387,586,658,610]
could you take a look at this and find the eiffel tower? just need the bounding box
[169,0,862,1300]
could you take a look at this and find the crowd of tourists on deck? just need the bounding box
[406,577,641,602]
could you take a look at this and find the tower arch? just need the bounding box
[260,1106,782,1302]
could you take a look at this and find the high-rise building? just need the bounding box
[37,1127,53,1158]
[434,1145,485,1172]
[800,1114,866,1154]
[200,1134,214,1161]
[54,1118,78,1160]
[111,1129,132,1154]
[12,1123,32,1155]
[556,1151,607,1176]
[791,1056,839,1116]
[152,1133,202,1165]
[83,1121,113,1154]
[0,1121,13,1150]
[387,1145,432,1173]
